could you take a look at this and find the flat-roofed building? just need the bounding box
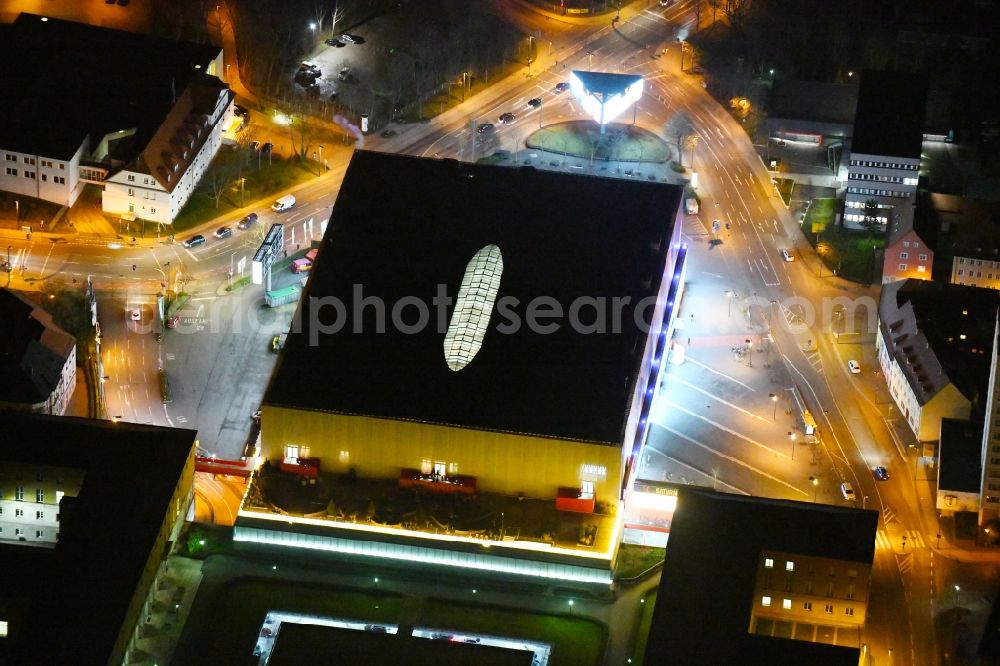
[645,488,877,665]
[0,411,196,665]
[239,151,688,585]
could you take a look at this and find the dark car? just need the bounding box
[182,235,206,248]
[326,38,346,47]
[364,625,388,633]
[477,123,495,134]
[214,226,233,239]
[498,112,516,124]
[237,213,258,230]
[260,142,274,153]
[431,633,454,641]
[234,104,249,118]
[527,98,542,109]
[873,466,889,481]
[554,82,570,93]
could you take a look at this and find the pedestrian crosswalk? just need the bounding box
[876,529,925,551]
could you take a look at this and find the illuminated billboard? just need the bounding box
[569,70,644,127]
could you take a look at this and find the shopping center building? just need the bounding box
[236,151,687,584]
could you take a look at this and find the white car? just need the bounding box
[840,482,856,501]
[129,309,141,322]
[847,359,861,374]
[780,249,794,262]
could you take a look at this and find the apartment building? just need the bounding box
[0,289,76,415]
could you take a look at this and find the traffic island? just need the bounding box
[526,121,671,163]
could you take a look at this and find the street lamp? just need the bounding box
[309,22,316,31]
[725,290,733,318]
[788,431,796,460]
[746,338,753,368]
[462,72,469,102]
[587,50,595,70]
[770,393,777,421]
[810,475,818,502]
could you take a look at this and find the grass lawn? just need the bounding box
[169,152,319,233]
[615,544,665,580]
[191,579,408,663]
[630,589,658,664]
[526,121,670,163]
[807,225,885,283]
[803,197,838,234]
[422,599,605,666]
[185,577,604,665]
[773,178,795,207]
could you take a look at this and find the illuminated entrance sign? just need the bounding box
[568,70,644,128]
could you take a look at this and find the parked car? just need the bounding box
[780,249,794,262]
[299,61,321,75]
[873,466,890,481]
[214,226,233,239]
[477,123,495,134]
[272,195,296,212]
[527,97,542,109]
[840,482,856,501]
[182,235,206,248]
[431,633,454,641]
[129,309,141,321]
[166,314,181,329]
[325,37,346,47]
[270,333,287,352]
[498,112,516,124]
[338,67,351,82]
[554,82,570,93]
[260,142,274,154]
[341,34,365,44]
[847,359,861,374]
[364,625,388,633]
[234,104,249,118]
[237,213,258,230]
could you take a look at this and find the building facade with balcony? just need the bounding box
[875,280,997,444]
[242,151,687,585]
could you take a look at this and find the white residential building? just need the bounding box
[103,76,234,225]
[0,464,84,546]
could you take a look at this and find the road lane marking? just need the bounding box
[655,425,807,497]
[644,447,748,495]
[667,375,772,425]
[661,399,788,458]
[682,355,755,391]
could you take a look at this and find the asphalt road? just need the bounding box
[4,1,994,662]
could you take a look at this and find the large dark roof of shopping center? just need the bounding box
[645,488,878,666]
[266,151,681,445]
[0,412,195,665]
[0,13,221,159]
[851,69,927,158]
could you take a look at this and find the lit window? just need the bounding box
[0,620,7,637]
[580,480,595,500]
[761,596,771,607]
[785,561,794,572]
[36,489,43,503]
[782,598,791,610]
[764,558,774,569]
[960,335,967,340]
[339,450,350,463]
[917,266,925,273]
[14,486,23,501]
[581,464,607,480]
[420,459,432,475]
[443,244,503,372]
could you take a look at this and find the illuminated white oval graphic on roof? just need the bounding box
[443,244,504,372]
